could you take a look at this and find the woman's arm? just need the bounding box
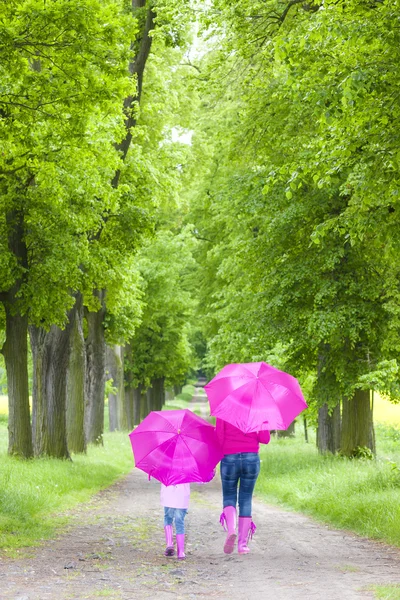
[215,418,225,446]
[257,430,271,445]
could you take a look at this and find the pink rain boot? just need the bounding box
[164,525,174,557]
[238,517,256,554]
[220,505,237,554]
[176,533,186,560]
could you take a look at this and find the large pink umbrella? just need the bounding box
[128,409,224,486]
[204,362,307,434]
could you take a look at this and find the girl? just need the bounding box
[161,482,190,559]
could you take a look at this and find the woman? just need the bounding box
[216,419,271,555]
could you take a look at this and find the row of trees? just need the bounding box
[3,0,400,461]
[0,0,199,458]
[183,0,400,456]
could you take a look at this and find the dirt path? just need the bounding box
[1,469,400,600]
[1,393,400,600]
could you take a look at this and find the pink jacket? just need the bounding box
[160,483,190,509]
[216,419,271,455]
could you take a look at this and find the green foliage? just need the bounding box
[185,0,400,419]
[126,227,198,388]
[349,446,374,460]
[0,0,137,327]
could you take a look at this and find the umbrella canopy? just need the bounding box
[129,409,224,486]
[204,361,307,434]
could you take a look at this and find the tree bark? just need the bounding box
[124,386,134,430]
[173,384,182,397]
[30,310,75,458]
[106,344,118,432]
[146,385,154,414]
[277,421,295,437]
[1,209,32,458]
[115,346,128,430]
[84,289,106,445]
[133,385,142,425]
[340,389,375,456]
[2,310,32,458]
[123,342,134,430]
[303,416,308,443]
[108,391,118,432]
[106,344,127,431]
[112,1,156,187]
[140,387,149,420]
[317,403,341,454]
[66,293,86,454]
[152,377,165,410]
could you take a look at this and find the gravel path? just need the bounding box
[1,459,400,599]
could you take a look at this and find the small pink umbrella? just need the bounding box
[128,409,224,486]
[204,362,307,434]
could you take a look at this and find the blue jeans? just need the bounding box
[220,452,260,517]
[164,507,187,535]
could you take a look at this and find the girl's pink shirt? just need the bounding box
[216,419,271,455]
[160,483,190,509]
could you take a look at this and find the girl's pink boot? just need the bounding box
[164,525,174,557]
[176,534,186,560]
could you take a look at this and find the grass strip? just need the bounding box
[257,427,400,547]
[0,428,133,554]
[371,585,400,599]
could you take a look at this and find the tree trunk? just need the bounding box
[303,416,308,443]
[140,387,149,420]
[133,385,142,425]
[106,344,118,432]
[112,1,156,187]
[2,310,32,458]
[146,385,154,413]
[30,311,75,459]
[0,209,32,458]
[66,293,86,454]
[115,346,128,430]
[125,386,134,430]
[84,290,106,445]
[108,391,118,432]
[152,377,165,410]
[173,384,182,396]
[341,389,375,457]
[277,421,295,438]
[106,344,127,431]
[317,403,341,454]
[123,342,134,430]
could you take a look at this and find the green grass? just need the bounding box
[372,585,400,599]
[257,425,400,547]
[0,422,133,554]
